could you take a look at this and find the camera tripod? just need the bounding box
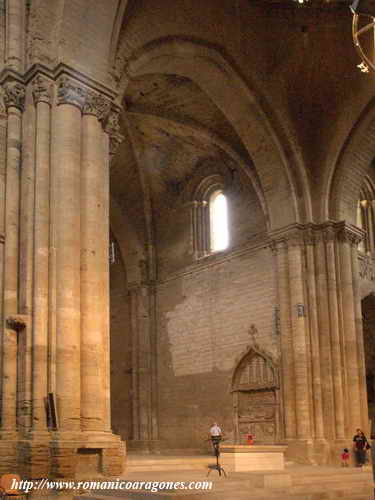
[207,437,227,477]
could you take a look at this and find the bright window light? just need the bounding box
[210,191,229,252]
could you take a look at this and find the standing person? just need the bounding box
[209,422,222,455]
[353,428,370,467]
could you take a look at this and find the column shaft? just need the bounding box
[2,106,22,431]
[5,0,24,71]
[18,90,35,433]
[325,235,345,439]
[0,109,6,424]
[80,114,107,431]
[102,130,111,431]
[288,242,311,438]
[275,242,296,438]
[351,244,369,433]
[367,205,374,253]
[53,104,81,431]
[305,241,324,439]
[315,237,335,439]
[32,100,51,431]
[339,237,361,428]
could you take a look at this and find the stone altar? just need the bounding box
[220,444,287,472]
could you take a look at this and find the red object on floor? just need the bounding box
[247,434,254,445]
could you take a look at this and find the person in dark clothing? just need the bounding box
[353,428,371,466]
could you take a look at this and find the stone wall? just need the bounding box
[156,245,276,448]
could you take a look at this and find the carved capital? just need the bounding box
[104,108,124,155]
[57,76,86,110]
[32,74,52,105]
[104,108,121,135]
[337,226,362,246]
[83,90,111,121]
[3,80,25,111]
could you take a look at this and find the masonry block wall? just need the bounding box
[156,246,276,448]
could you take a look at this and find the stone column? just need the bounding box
[304,230,324,440]
[273,240,296,439]
[315,231,335,439]
[80,90,110,432]
[351,234,369,433]
[5,0,24,71]
[101,108,124,434]
[367,203,374,253]
[53,77,83,433]
[324,226,345,440]
[357,202,365,253]
[287,234,311,440]
[0,100,6,429]
[1,79,25,436]
[102,125,111,432]
[30,75,52,433]
[18,81,36,435]
[337,226,362,430]
[190,201,199,258]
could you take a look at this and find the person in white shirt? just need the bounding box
[209,422,223,455]
[210,423,222,437]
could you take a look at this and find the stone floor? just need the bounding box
[79,462,374,500]
[20,455,375,500]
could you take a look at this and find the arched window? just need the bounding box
[209,190,229,252]
[357,179,375,254]
[189,174,230,259]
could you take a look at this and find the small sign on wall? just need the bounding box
[296,303,305,317]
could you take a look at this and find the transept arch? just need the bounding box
[327,99,375,225]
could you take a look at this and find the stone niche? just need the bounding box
[232,345,280,445]
[76,448,102,477]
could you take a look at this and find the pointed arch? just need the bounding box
[327,98,375,224]
[231,343,280,444]
[231,343,279,392]
[120,36,312,230]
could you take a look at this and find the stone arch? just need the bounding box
[327,99,375,225]
[231,344,280,444]
[120,36,311,230]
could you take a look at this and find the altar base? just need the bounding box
[220,444,287,472]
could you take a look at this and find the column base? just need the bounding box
[0,440,18,474]
[0,430,125,479]
[18,438,50,478]
[284,438,317,465]
[127,439,162,454]
[50,431,125,478]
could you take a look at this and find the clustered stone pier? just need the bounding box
[0,65,125,478]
